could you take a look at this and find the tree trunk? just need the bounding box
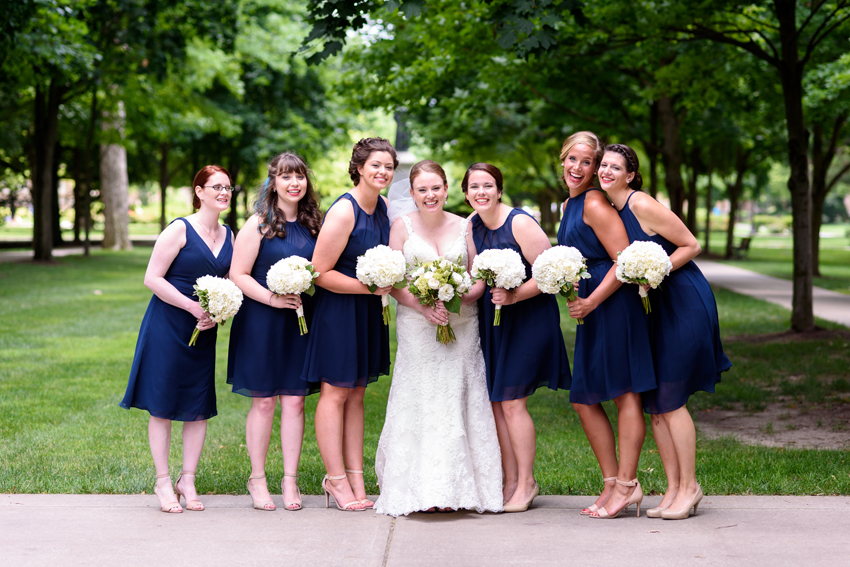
[704,169,713,255]
[226,164,241,233]
[686,147,700,234]
[647,101,660,199]
[775,0,814,331]
[100,100,132,250]
[809,113,847,277]
[537,189,555,235]
[51,142,63,247]
[724,149,749,259]
[657,94,686,219]
[159,142,170,232]
[31,78,62,262]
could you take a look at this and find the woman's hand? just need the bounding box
[567,296,597,319]
[490,287,517,306]
[270,293,302,310]
[194,309,216,331]
[420,301,449,326]
[373,285,394,296]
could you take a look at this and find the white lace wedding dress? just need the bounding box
[374,216,503,516]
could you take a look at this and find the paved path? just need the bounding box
[696,259,850,328]
[2,494,848,567]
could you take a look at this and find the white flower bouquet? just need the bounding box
[266,256,320,335]
[407,256,473,344]
[471,248,525,326]
[356,244,408,325]
[189,275,243,346]
[532,245,592,324]
[615,241,673,314]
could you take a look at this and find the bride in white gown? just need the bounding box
[374,160,503,516]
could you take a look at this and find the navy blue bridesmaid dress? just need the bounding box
[121,218,232,421]
[471,208,571,402]
[301,193,390,388]
[227,220,319,398]
[557,189,656,405]
[618,192,731,414]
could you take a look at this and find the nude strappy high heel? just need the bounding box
[323,474,365,511]
[345,469,374,509]
[580,476,617,515]
[281,473,302,511]
[247,474,276,511]
[174,471,204,511]
[154,474,182,514]
[590,478,643,519]
[661,484,703,520]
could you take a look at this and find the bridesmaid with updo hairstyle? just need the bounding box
[121,165,234,513]
[556,131,656,519]
[600,143,731,520]
[465,162,571,513]
[228,152,322,512]
[302,137,397,511]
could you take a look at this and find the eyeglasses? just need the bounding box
[203,185,234,193]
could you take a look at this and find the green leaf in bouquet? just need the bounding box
[367,283,377,293]
[393,280,408,290]
[304,284,316,296]
[444,293,462,314]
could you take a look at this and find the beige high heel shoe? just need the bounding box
[154,474,182,514]
[503,481,539,513]
[322,474,365,511]
[580,476,617,515]
[590,478,643,519]
[661,485,703,520]
[646,492,675,518]
[247,474,276,511]
[345,469,374,509]
[281,473,302,511]
[174,471,204,511]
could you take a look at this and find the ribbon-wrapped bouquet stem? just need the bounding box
[266,256,319,335]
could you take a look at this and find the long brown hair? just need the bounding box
[192,165,232,210]
[254,153,322,239]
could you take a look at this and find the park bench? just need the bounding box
[734,237,752,259]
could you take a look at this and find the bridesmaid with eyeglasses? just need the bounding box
[121,166,234,513]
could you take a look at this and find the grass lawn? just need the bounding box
[0,249,848,497]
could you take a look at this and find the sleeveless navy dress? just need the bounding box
[618,193,731,414]
[301,193,391,388]
[121,218,232,421]
[471,208,571,402]
[557,189,655,405]
[227,220,319,397]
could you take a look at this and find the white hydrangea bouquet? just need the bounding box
[616,241,673,314]
[189,275,243,346]
[356,244,408,325]
[532,245,592,324]
[471,248,526,326]
[407,256,473,344]
[266,256,319,335]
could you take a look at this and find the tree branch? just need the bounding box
[803,9,850,66]
[825,159,850,193]
[680,23,780,67]
[519,79,614,128]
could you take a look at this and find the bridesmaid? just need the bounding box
[301,137,396,511]
[121,165,234,513]
[465,163,571,513]
[228,153,322,512]
[601,143,731,520]
[556,132,655,519]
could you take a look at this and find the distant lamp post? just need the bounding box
[394,110,416,181]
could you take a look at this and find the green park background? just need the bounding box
[1,1,849,496]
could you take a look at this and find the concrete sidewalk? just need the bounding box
[2,494,848,566]
[696,259,850,328]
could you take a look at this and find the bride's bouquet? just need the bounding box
[266,256,319,335]
[532,245,591,324]
[189,275,243,346]
[471,248,525,326]
[356,244,407,325]
[616,241,673,314]
[407,256,473,344]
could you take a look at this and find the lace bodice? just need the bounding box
[400,215,469,268]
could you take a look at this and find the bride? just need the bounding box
[374,160,503,516]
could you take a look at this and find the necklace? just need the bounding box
[198,221,219,243]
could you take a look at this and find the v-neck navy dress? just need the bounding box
[618,192,731,414]
[227,220,319,397]
[301,193,391,388]
[471,208,571,402]
[121,218,232,421]
[557,189,656,405]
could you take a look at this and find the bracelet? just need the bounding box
[268,292,275,306]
